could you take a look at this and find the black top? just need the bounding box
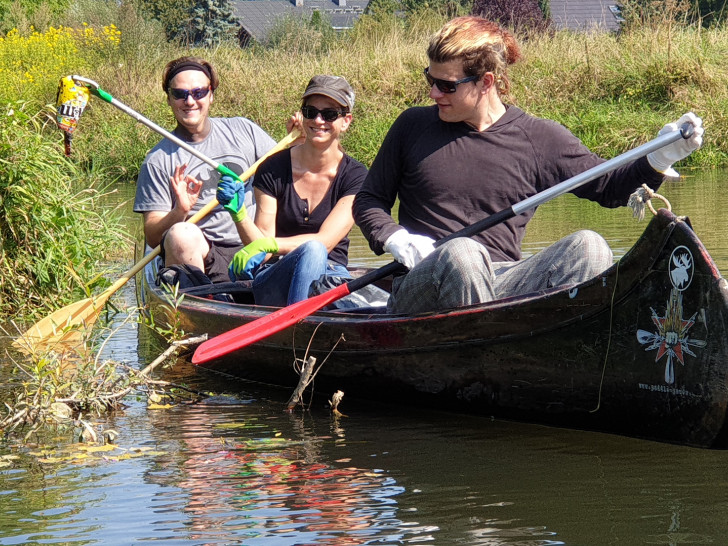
[354,105,664,262]
[254,148,368,266]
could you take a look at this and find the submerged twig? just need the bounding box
[287,324,345,412]
[329,390,345,417]
[0,330,209,442]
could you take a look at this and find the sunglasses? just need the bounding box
[168,87,211,101]
[424,68,479,94]
[301,105,348,122]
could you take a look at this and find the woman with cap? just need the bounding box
[217,75,368,306]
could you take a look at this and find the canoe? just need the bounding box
[137,208,728,448]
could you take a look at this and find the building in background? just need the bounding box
[549,0,623,32]
[233,0,370,45]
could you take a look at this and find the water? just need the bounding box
[2,169,728,545]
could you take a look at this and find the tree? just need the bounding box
[471,0,549,33]
[135,0,193,41]
[179,0,239,46]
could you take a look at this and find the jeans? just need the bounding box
[252,240,350,306]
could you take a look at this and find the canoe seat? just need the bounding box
[180,281,255,304]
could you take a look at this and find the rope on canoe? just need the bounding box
[591,255,620,414]
[592,185,671,411]
[627,184,671,221]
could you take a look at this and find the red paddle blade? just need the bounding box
[192,282,351,365]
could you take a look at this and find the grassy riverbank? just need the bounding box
[2,9,728,177]
[1,7,727,317]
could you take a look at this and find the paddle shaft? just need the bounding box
[192,122,695,364]
[17,77,299,348]
[74,75,242,180]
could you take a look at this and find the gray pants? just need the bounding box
[387,230,614,314]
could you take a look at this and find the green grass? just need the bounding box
[56,10,728,177]
[0,102,126,318]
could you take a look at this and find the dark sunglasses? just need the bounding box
[301,105,348,122]
[424,68,479,94]
[168,87,211,101]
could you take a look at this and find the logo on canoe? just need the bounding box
[636,247,706,385]
[669,246,693,291]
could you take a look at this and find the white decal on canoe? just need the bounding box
[636,288,707,385]
[669,246,693,291]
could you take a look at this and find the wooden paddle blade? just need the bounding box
[192,282,351,365]
[12,296,105,353]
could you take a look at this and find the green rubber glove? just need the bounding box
[228,237,279,281]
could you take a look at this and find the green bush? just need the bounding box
[0,102,125,318]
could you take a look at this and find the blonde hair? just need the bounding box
[427,16,521,98]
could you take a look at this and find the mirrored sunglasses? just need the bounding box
[169,87,211,101]
[301,105,348,122]
[424,68,479,94]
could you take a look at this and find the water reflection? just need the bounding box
[144,402,410,544]
[3,348,728,544]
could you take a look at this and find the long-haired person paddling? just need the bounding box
[354,16,704,314]
[217,75,368,306]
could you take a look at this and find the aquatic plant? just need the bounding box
[1,312,207,444]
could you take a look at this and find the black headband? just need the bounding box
[165,61,213,90]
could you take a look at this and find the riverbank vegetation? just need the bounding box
[2,1,726,188]
[0,102,126,319]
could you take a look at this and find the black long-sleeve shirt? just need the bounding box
[353,105,664,262]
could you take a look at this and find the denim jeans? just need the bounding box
[252,240,350,306]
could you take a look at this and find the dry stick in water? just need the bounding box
[286,324,346,411]
[101,334,209,404]
[329,390,345,417]
[287,356,316,410]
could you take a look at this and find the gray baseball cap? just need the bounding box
[302,75,355,111]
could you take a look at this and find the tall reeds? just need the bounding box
[0,103,125,318]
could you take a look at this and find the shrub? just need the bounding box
[0,25,121,105]
[0,102,126,318]
[471,0,549,33]
[0,0,70,34]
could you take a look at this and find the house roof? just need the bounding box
[549,0,624,32]
[232,0,370,44]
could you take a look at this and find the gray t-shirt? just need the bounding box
[134,117,276,245]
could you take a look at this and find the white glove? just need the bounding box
[647,112,704,178]
[383,229,436,270]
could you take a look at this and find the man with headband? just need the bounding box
[134,56,276,286]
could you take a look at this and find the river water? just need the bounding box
[2,169,728,545]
